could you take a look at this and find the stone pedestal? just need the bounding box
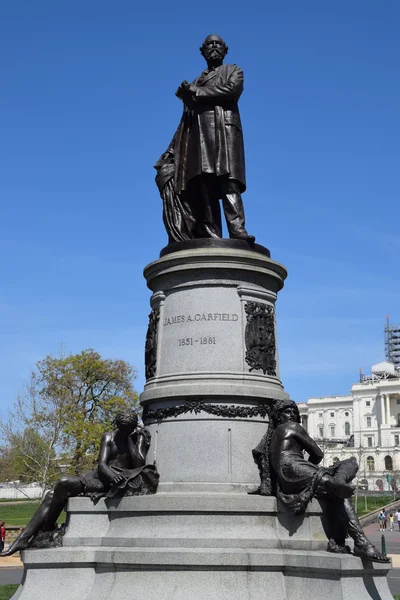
[11,241,394,599]
[14,495,392,600]
[141,240,288,488]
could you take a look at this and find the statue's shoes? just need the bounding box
[0,539,29,557]
[354,544,391,563]
[327,539,350,554]
[231,232,256,244]
[247,486,261,495]
[247,485,270,496]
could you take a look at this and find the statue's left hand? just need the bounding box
[112,474,126,485]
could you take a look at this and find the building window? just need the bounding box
[367,456,375,471]
[330,426,335,437]
[367,437,373,447]
[344,422,350,436]
[330,412,334,418]
[385,455,393,471]
[395,435,399,446]
[366,401,370,407]
[345,411,349,417]
[397,399,400,405]
[366,416,372,428]
[318,412,323,418]
[318,426,323,438]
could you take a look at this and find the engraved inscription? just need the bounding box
[178,337,216,346]
[164,312,238,326]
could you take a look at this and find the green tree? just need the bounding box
[0,444,18,483]
[0,428,60,488]
[1,349,139,484]
[0,373,66,491]
[36,349,139,474]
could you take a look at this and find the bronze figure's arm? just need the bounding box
[294,424,324,465]
[127,428,147,468]
[194,67,244,103]
[97,432,117,483]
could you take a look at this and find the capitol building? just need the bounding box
[298,361,400,492]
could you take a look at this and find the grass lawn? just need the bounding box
[354,495,398,517]
[0,501,41,526]
[0,501,66,526]
[0,585,19,600]
[0,499,35,503]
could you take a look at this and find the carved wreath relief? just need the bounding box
[244,302,276,376]
[142,400,271,423]
[145,307,160,380]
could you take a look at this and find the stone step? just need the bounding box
[63,536,328,551]
[23,545,390,573]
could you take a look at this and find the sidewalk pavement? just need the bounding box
[364,522,400,566]
[0,555,22,568]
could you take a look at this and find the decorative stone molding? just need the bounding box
[145,307,160,380]
[142,399,272,423]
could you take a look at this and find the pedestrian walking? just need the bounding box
[396,509,400,531]
[390,513,395,531]
[378,510,385,532]
[0,522,5,552]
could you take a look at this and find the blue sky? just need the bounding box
[1,1,399,412]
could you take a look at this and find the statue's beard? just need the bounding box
[204,49,225,62]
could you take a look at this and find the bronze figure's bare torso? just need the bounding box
[2,410,159,556]
[252,399,389,563]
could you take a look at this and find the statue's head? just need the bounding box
[200,34,228,65]
[115,409,138,434]
[271,399,300,428]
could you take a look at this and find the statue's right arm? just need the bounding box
[194,66,244,104]
[294,425,324,465]
[97,433,114,482]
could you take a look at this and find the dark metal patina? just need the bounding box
[1,410,159,556]
[155,35,254,244]
[251,399,390,563]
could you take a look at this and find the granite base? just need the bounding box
[11,493,393,600]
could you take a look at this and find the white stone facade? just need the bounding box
[298,361,400,492]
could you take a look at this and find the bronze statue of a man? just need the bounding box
[155,34,254,243]
[2,410,159,556]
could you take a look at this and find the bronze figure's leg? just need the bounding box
[189,175,222,238]
[1,477,83,556]
[220,179,254,242]
[319,457,357,499]
[344,498,390,562]
[44,477,83,529]
[321,474,354,498]
[325,497,389,562]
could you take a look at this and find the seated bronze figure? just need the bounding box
[252,399,389,562]
[2,410,159,556]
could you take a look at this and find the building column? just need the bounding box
[386,394,391,426]
[381,394,386,425]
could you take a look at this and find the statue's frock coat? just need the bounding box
[174,63,246,193]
